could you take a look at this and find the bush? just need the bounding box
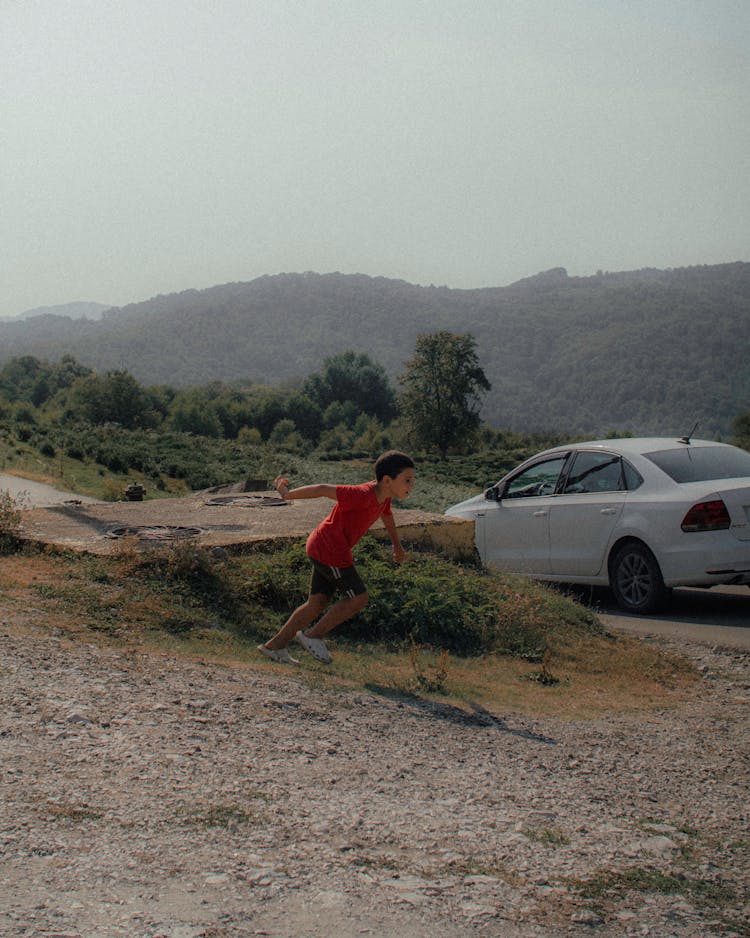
[347,540,574,657]
[137,539,601,658]
[0,489,26,554]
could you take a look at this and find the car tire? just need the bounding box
[609,542,671,614]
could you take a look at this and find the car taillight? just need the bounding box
[681,499,731,532]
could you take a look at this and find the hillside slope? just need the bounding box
[1,263,748,436]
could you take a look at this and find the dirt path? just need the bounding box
[1,607,748,937]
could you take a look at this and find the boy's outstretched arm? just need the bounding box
[275,476,337,501]
[382,513,405,564]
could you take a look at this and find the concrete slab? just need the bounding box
[17,488,475,558]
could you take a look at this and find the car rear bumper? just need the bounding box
[659,537,750,587]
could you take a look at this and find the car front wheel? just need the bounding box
[609,542,671,614]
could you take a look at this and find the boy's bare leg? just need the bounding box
[305,592,369,639]
[263,594,328,650]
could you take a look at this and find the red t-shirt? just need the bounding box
[306,482,392,567]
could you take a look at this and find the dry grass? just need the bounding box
[0,550,698,721]
[319,631,696,720]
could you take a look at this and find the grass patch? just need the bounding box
[1,440,190,501]
[182,803,260,829]
[0,542,698,719]
[571,865,736,911]
[521,826,570,847]
[408,642,450,693]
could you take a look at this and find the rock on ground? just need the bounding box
[0,612,748,938]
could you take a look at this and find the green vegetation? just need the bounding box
[0,339,737,719]
[0,487,26,552]
[105,538,601,659]
[572,865,737,916]
[400,331,491,459]
[2,263,749,437]
[0,348,566,503]
[0,536,697,720]
[521,826,570,846]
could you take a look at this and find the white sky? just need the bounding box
[2,0,749,315]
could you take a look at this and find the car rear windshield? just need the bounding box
[644,446,750,483]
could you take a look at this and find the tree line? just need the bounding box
[0,333,493,463]
[3,264,749,438]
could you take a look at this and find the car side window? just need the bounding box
[562,452,624,494]
[621,459,643,491]
[503,456,567,498]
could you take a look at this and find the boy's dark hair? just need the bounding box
[374,450,414,481]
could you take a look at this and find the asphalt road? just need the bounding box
[0,473,102,508]
[576,584,750,650]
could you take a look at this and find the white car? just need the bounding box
[445,437,750,613]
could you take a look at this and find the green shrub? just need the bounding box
[346,540,595,657]
[236,542,309,612]
[0,489,26,554]
[130,539,599,657]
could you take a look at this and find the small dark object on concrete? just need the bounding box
[123,483,146,502]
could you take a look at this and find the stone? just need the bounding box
[0,623,747,938]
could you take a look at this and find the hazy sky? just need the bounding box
[2,0,748,316]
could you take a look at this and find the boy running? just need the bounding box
[258,450,415,664]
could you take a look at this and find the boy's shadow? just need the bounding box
[364,684,556,745]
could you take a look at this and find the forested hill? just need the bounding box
[2,262,749,437]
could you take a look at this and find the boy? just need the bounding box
[258,450,415,664]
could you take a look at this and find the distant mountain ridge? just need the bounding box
[3,301,111,322]
[1,263,748,437]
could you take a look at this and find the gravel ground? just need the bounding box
[0,610,748,938]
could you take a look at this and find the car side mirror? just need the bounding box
[485,485,500,501]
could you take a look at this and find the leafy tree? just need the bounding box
[169,391,223,437]
[322,399,359,430]
[318,423,354,456]
[399,332,491,459]
[243,387,287,440]
[0,354,91,406]
[303,351,396,424]
[0,356,44,402]
[53,354,92,390]
[285,392,323,442]
[67,370,161,430]
[353,415,391,456]
[268,418,306,452]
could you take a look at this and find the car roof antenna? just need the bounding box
[678,422,699,445]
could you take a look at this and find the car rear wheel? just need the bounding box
[610,542,671,614]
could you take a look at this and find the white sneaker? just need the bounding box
[257,644,299,664]
[296,631,332,663]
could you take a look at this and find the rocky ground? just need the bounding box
[0,609,748,938]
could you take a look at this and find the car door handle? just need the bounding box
[533,510,548,517]
[600,508,618,515]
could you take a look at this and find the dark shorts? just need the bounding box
[309,558,367,599]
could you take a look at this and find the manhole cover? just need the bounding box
[204,495,288,508]
[105,525,203,541]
